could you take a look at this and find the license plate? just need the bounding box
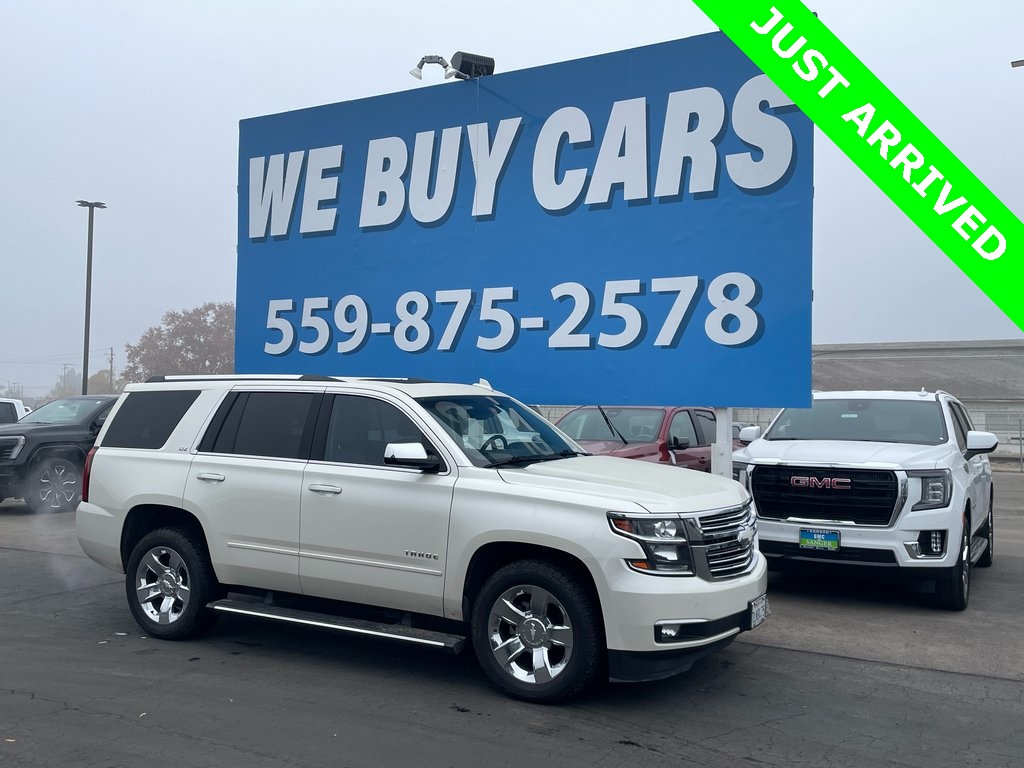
[800,528,841,551]
[749,595,768,629]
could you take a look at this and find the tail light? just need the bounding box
[82,447,97,503]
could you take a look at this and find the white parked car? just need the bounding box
[0,397,30,424]
[78,375,767,701]
[733,390,996,610]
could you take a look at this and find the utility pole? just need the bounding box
[108,347,115,393]
[77,200,107,395]
[61,363,71,396]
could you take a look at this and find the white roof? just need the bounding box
[812,389,945,401]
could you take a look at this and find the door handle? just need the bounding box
[308,484,343,495]
[196,472,225,482]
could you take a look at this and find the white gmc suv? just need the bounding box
[77,375,767,701]
[733,390,997,610]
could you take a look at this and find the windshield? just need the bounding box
[416,395,580,468]
[22,398,108,425]
[766,399,947,445]
[557,407,665,443]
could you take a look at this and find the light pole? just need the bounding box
[76,200,106,395]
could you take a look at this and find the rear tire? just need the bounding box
[471,560,602,703]
[935,518,970,611]
[125,528,219,639]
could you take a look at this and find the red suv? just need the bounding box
[555,406,741,472]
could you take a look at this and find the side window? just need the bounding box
[102,392,199,449]
[952,402,975,432]
[220,392,317,459]
[668,411,698,449]
[948,403,967,452]
[693,410,717,446]
[0,402,15,424]
[324,395,436,467]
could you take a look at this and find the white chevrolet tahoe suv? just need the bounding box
[77,375,767,701]
[733,390,997,611]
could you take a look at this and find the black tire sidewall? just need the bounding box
[125,527,217,640]
[25,457,82,513]
[470,560,601,703]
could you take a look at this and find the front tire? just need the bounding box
[471,560,602,703]
[977,500,994,568]
[935,518,970,611]
[24,457,82,513]
[125,528,219,639]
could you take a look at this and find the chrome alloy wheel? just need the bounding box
[134,546,192,625]
[37,462,78,509]
[487,585,574,685]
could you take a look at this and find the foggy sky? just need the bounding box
[2,0,1022,397]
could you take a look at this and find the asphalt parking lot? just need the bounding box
[1,471,1022,768]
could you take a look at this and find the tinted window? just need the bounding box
[669,411,699,447]
[228,392,317,459]
[767,399,947,445]
[103,391,200,449]
[0,402,15,424]
[693,411,716,446]
[949,404,968,451]
[325,395,433,466]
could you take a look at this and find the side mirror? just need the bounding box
[670,436,691,450]
[965,430,998,460]
[384,442,443,473]
[738,426,762,443]
[91,416,107,435]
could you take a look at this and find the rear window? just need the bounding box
[0,402,16,424]
[102,391,201,449]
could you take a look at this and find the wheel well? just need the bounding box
[121,505,208,571]
[462,542,603,624]
[27,446,85,470]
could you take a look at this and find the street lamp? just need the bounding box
[76,200,106,395]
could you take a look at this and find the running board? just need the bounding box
[208,598,465,654]
[970,535,990,564]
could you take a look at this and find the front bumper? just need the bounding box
[757,509,961,571]
[599,550,767,660]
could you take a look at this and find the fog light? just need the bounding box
[916,530,946,557]
[656,623,682,642]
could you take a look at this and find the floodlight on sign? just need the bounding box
[449,51,495,79]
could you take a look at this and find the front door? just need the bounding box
[299,392,456,615]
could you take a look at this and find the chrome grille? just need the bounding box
[698,503,756,579]
[0,440,19,461]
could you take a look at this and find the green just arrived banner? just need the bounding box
[693,0,1024,332]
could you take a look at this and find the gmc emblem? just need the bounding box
[790,476,852,490]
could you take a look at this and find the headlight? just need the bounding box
[909,469,952,510]
[0,436,26,461]
[608,513,693,575]
[732,461,753,490]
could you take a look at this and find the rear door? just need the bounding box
[299,391,456,615]
[185,389,321,594]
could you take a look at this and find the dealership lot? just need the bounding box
[1,471,1022,768]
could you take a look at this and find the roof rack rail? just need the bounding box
[144,374,342,383]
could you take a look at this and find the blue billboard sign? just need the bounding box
[236,32,813,406]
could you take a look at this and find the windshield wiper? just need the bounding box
[485,449,586,469]
[596,406,628,445]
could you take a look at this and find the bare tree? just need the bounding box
[122,302,235,383]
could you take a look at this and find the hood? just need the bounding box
[577,439,661,459]
[0,421,61,437]
[496,455,746,514]
[735,439,950,469]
